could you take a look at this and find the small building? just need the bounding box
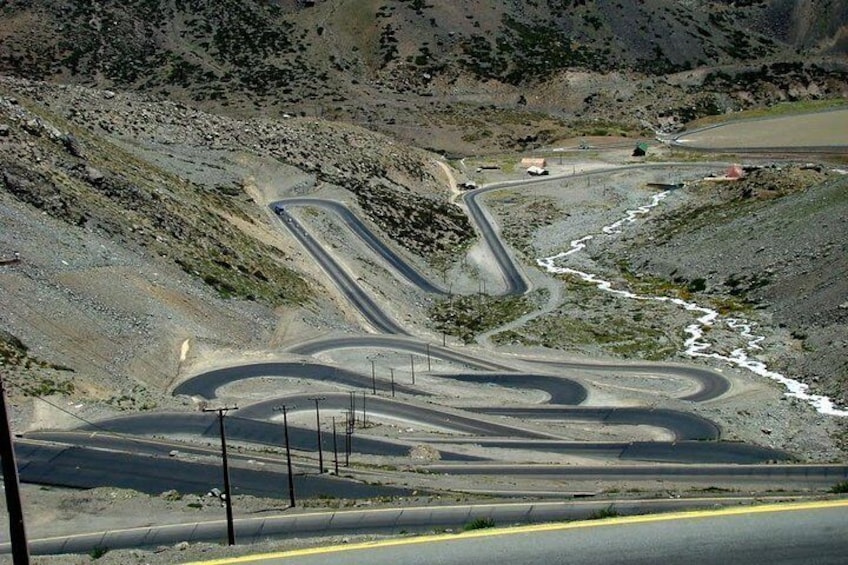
[527,166,549,176]
[726,164,745,180]
[520,158,547,168]
[703,164,746,182]
[632,142,649,157]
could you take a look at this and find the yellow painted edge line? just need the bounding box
[16,496,836,545]
[23,495,754,545]
[18,498,619,545]
[183,499,848,565]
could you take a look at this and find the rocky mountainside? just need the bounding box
[0,2,845,419]
[2,1,846,154]
[602,165,848,409]
[734,0,848,52]
[0,74,470,409]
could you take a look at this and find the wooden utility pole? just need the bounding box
[0,373,29,564]
[203,406,238,546]
[273,405,296,508]
[308,397,325,473]
[332,417,339,475]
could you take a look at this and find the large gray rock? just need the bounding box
[85,166,105,185]
[62,133,85,158]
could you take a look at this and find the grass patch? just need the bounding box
[429,293,535,344]
[691,486,734,493]
[463,517,496,531]
[829,481,848,494]
[495,281,681,360]
[587,504,619,520]
[2,94,311,307]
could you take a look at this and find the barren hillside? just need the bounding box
[1,1,846,154]
[0,75,470,413]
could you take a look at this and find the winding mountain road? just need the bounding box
[16,160,822,523]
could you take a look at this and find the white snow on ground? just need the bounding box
[537,192,848,417]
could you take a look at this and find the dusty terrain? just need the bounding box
[0,80,847,565]
[0,2,846,562]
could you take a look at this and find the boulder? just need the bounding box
[85,166,105,185]
[62,133,85,158]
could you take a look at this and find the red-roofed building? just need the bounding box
[726,164,745,179]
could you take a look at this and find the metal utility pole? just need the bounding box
[272,405,296,508]
[203,406,238,546]
[410,354,415,384]
[389,368,395,398]
[0,373,30,565]
[369,358,377,395]
[361,392,367,425]
[308,397,325,473]
[332,417,339,475]
[426,343,431,371]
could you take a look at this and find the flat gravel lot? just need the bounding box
[676,109,848,149]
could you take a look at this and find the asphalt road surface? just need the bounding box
[172,361,424,399]
[416,441,788,464]
[287,336,730,402]
[439,373,588,405]
[462,187,529,295]
[421,463,847,482]
[528,359,729,402]
[8,499,845,557]
[12,440,410,499]
[183,501,848,565]
[273,198,446,294]
[466,406,720,441]
[271,205,407,334]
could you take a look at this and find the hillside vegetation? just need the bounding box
[2,1,846,154]
[0,1,845,416]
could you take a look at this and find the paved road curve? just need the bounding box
[271,205,407,334]
[287,335,730,402]
[465,406,720,441]
[272,198,446,294]
[7,498,845,557]
[528,358,729,402]
[172,361,424,399]
[12,440,410,499]
[183,500,848,565]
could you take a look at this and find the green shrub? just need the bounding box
[829,481,848,494]
[463,517,495,531]
[588,505,619,520]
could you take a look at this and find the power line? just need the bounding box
[7,383,217,455]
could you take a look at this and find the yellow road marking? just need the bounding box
[18,495,740,544]
[183,499,848,564]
